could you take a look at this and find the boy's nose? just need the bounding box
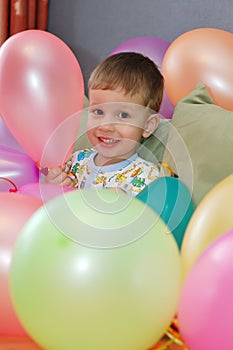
[98,122,115,132]
[98,114,115,131]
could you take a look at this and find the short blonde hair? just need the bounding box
[88,52,164,112]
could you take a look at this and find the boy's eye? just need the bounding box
[118,112,129,119]
[92,109,104,116]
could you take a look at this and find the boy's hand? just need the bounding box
[45,166,74,187]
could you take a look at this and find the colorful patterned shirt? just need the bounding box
[65,148,161,196]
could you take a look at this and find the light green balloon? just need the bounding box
[10,189,181,350]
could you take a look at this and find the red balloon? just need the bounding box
[0,335,42,349]
[0,193,42,336]
[162,28,233,111]
[0,117,25,154]
[0,30,84,168]
[19,182,74,203]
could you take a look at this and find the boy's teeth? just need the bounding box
[101,138,118,144]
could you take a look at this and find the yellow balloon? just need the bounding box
[181,175,233,279]
[10,189,181,350]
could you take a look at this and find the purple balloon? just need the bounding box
[0,117,25,153]
[110,36,174,119]
[0,146,39,192]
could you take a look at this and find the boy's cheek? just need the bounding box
[86,130,97,146]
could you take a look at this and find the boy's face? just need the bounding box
[87,89,159,166]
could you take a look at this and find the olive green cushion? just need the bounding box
[162,83,233,205]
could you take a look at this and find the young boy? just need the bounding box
[46,52,165,195]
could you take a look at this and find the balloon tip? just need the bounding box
[36,162,48,176]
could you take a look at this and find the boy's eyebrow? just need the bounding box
[88,102,143,111]
[88,101,103,107]
[119,102,141,108]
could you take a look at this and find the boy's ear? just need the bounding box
[142,114,160,138]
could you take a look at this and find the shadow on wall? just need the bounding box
[72,46,100,94]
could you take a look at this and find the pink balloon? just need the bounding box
[0,30,84,168]
[178,229,233,350]
[0,192,42,336]
[0,117,25,153]
[0,146,39,192]
[110,36,174,119]
[19,182,74,203]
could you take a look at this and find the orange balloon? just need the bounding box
[162,28,233,111]
[181,175,233,280]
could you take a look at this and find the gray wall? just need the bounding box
[48,0,233,92]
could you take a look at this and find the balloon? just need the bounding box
[110,36,174,119]
[0,192,42,336]
[0,117,25,153]
[181,174,233,279]
[0,146,39,192]
[136,177,195,249]
[162,28,233,110]
[0,336,42,349]
[10,189,181,350]
[178,229,233,350]
[0,30,84,168]
[19,182,74,203]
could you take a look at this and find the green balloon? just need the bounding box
[10,189,181,350]
[137,177,195,249]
